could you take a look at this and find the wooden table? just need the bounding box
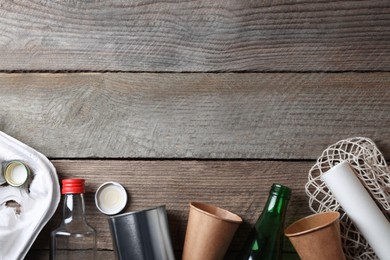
[0,1,389,259]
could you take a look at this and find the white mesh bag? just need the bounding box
[306,137,390,260]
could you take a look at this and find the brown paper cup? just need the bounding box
[182,202,243,260]
[285,211,346,260]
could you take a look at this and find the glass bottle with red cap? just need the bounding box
[50,178,97,260]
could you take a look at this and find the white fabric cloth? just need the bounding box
[0,131,60,260]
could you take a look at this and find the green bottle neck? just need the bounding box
[255,185,291,229]
[263,193,289,215]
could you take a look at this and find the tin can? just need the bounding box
[108,205,175,260]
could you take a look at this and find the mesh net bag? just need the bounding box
[305,137,390,260]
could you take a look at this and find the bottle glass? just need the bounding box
[50,178,97,260]
[238,183,291,260]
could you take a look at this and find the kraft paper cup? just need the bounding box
[285,211,346,260]
[182,202,243,260]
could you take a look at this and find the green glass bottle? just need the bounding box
[237,183,291,260]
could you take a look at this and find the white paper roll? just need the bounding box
[321,161,390,260]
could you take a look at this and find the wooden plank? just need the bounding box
[1,73,389,159]
[0,1,389,72]
[25,250,299,260]
[31,160,313,252]
[25,250,115,260]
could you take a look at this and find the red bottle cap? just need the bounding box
[62,178,85,194]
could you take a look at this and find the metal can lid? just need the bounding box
[95,181,127,215]
[4,161,30,187]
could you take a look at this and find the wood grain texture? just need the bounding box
[25,250,116,260]
[1,1,387,259]
[25,250,300,260]
[31,160,312,253]
[0,0,389,72]
[0,72,389,159]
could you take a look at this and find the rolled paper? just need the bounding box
[321,161,390,259]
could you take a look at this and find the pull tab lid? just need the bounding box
[62,178,85,194]
[4,161,30,187]
[95,181,127,215]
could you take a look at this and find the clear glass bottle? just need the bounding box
[237,183,291,260]
[50,178,97,260]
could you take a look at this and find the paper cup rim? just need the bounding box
[285,211,340,237]
[95,181,127,215]
[189,202,242,223]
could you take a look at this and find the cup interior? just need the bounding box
[285,211,340,237]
